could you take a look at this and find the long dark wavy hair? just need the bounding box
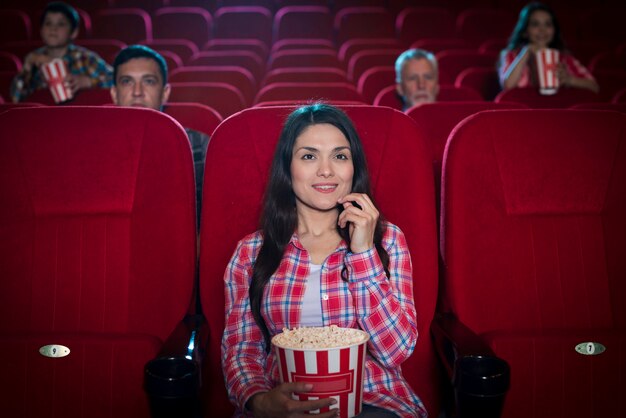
[505,2,566,51]
[250,104,390,351]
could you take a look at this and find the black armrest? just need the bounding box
[431,312,510,418]
[144,313,209,418]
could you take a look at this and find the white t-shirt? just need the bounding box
[300,262,323,327]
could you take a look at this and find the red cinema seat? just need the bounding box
[455,67,502,101]
[253,82,365,105]
[593,69,626,103]
[163,102,222,138]
[0,51,22,72]
[0,9,32,41]
[170,66,256,106]
[188,51,265,85]
[0,106,197,418]
[435,109,626,418]
[75,38,127,65]
[168,82,246,118]
[152,7,213,49]
[27,88,114,106]
[270,38,335,54]
[338,38,403,68]
[396,7,457,46]
[213,6,273,48]
[357,65,395,103]
[614,88,626,104]
[410,38,472,54]
[406,102,528,199]
[373,85,484,111]
[262,67,348,86]
[198,104,440,417]
[455,8,517,47]
[204,38,269,61]
[141,38,199,64]
[347,48,403,82]
[0,102,44,113]
[92,8,152,44]
[435,49,498,85]
[272,5,333,43]
[266,49,342,71]
[495,86,601,108]
[571,102,626,113]
[334,7,396,46]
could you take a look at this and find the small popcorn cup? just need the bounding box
[273,327,369,418]
[535,48,560,95]
[41,58,73,103]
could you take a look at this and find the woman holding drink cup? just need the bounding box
[221,104,426,418]
[498,2,599,93]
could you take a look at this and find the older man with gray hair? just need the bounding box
[395,48,440,110]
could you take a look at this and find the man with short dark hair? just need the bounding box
[10,1,112,103]
[111,45,209,228]
[395,48,440,110]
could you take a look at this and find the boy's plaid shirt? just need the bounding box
[222,222,427,417]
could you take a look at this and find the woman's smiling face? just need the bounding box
[290,123,354,213]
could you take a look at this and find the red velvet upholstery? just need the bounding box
[163,102,222,137]
[440,110,626,418]
[455,67,502,101]
[435,50,499,85]
[357,66,395,103]
[92,8,152,44]
[334,7,395,46]
[213,6,273,47]
[347,48,404,82]
[198,105,440,417]
[406,102,528,190]
[253,82,365,105]
[455,8,517,46]
[0,107,197,417]
[27,88,114,106]
[396,7,456,46]
[262,67,348,86]
[75,38,127,66]
[0,51,22,72]
[272,5,333,43]
[188,51,265,85]
[152,7,213,49]
[267,49,342,71]
[495,86,602,108]
[170,66,257,106]
[373,85,484,110]
[168,82,246,118]
[0,9,32,41]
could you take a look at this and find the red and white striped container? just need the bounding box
[41,58,73,103]
[535,48,560,95]
[273,328,369,417]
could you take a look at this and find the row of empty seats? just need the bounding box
[1,104,624,417]
[2,4,625,48]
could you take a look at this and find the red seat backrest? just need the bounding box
[0,106,196,417]
[495,86,602,108]
[168,81,246,118]
[455,66,502,101]
[396,7,456,46]
[92,8,152,44]
[272,5,333,43]
[253,81,365,105]
[441,109,626,418]
[152,7,213,49]
[163,101,223,137]
[334,7,395,46]
[213,6,273,47]
[435,49,499,85]
[170,65,257,106]
[198,104,440,416]
[373,85,484,110]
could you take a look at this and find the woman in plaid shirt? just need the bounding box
[222,104,426,418]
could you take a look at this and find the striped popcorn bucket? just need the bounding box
[273,329,369,418]
[41,58,73,103]
[535,48,560,95]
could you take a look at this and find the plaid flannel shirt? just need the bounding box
[222,222,427,418]
[498,48,595,88]
[10,44,113,103]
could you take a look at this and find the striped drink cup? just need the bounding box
[535,48,560,95]
[273,327,369,417]
[41,58,73,103]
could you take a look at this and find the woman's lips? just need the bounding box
[312,183,338,193]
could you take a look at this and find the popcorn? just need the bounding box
[272,325,368,350]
